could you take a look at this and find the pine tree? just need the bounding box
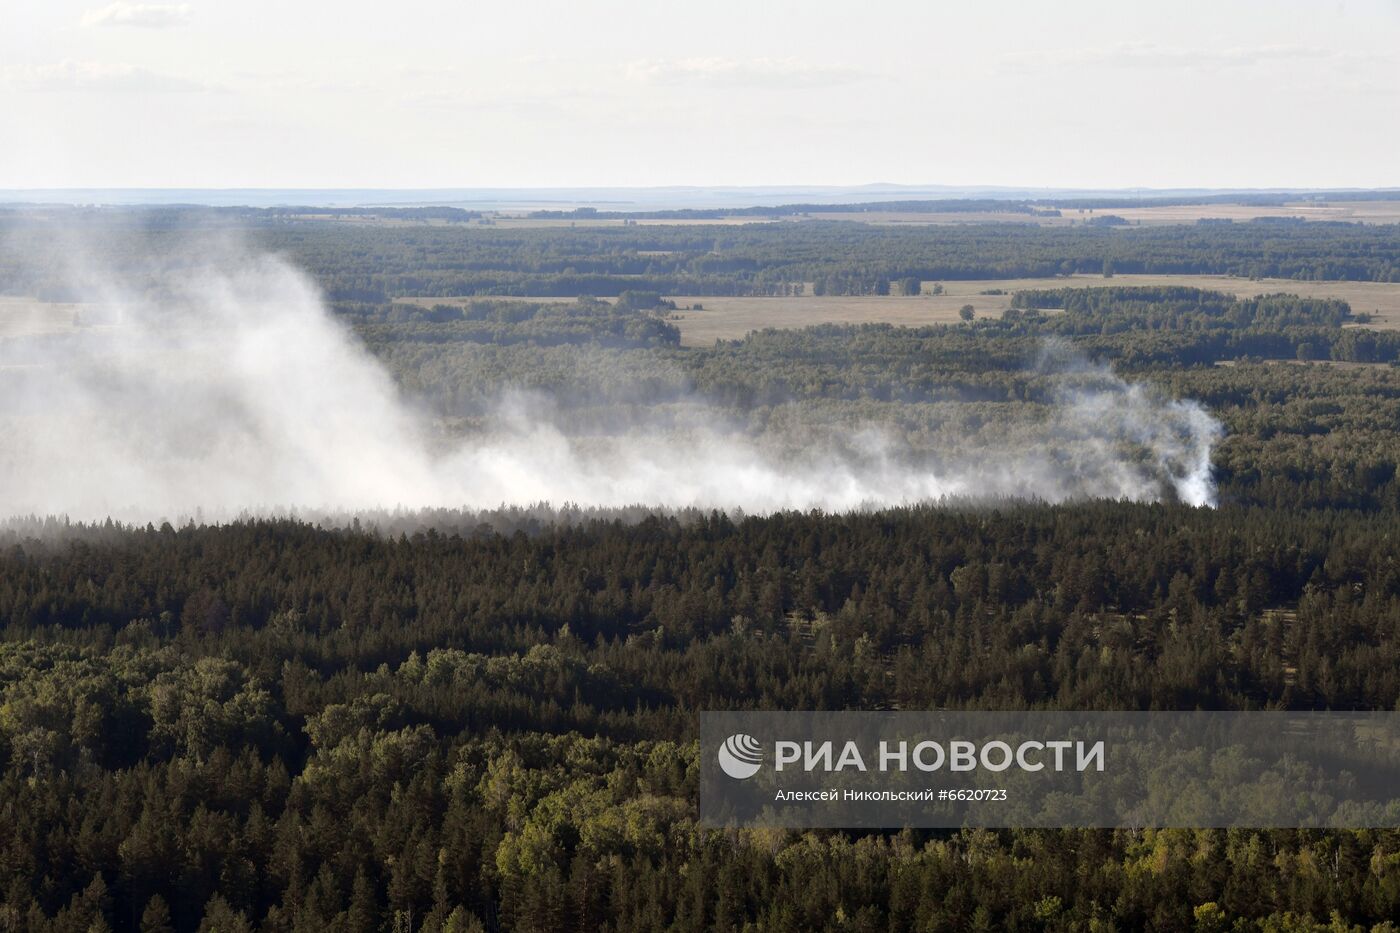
[139,896,175,933]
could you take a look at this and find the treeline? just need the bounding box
[8,214,1400,300]
[364,297,681,349]
[1011,286,1356,326]
[998,287,1398,364]
[5,504,1400,930]
[254,220,1400,295]
[525,199,1059,220]
[275,220,1400,297]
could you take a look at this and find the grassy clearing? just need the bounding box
[668,274,1400,345]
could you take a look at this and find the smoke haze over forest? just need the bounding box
[0,236,1222,523]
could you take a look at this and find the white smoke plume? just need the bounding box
[0,242,1224,523]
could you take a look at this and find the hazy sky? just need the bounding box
[2,0,1398,189]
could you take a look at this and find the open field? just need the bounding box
[669,294,991,345]
[669,274,1400,345]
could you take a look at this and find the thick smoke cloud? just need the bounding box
[0,244,1223,522]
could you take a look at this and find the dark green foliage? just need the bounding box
[613,290,676,313]
[4,499,1400,929]
[374,297,681,349]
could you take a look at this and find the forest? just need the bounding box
[5,502,1400,931]
[6,210,1400,303]
[4,215,1400,930]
